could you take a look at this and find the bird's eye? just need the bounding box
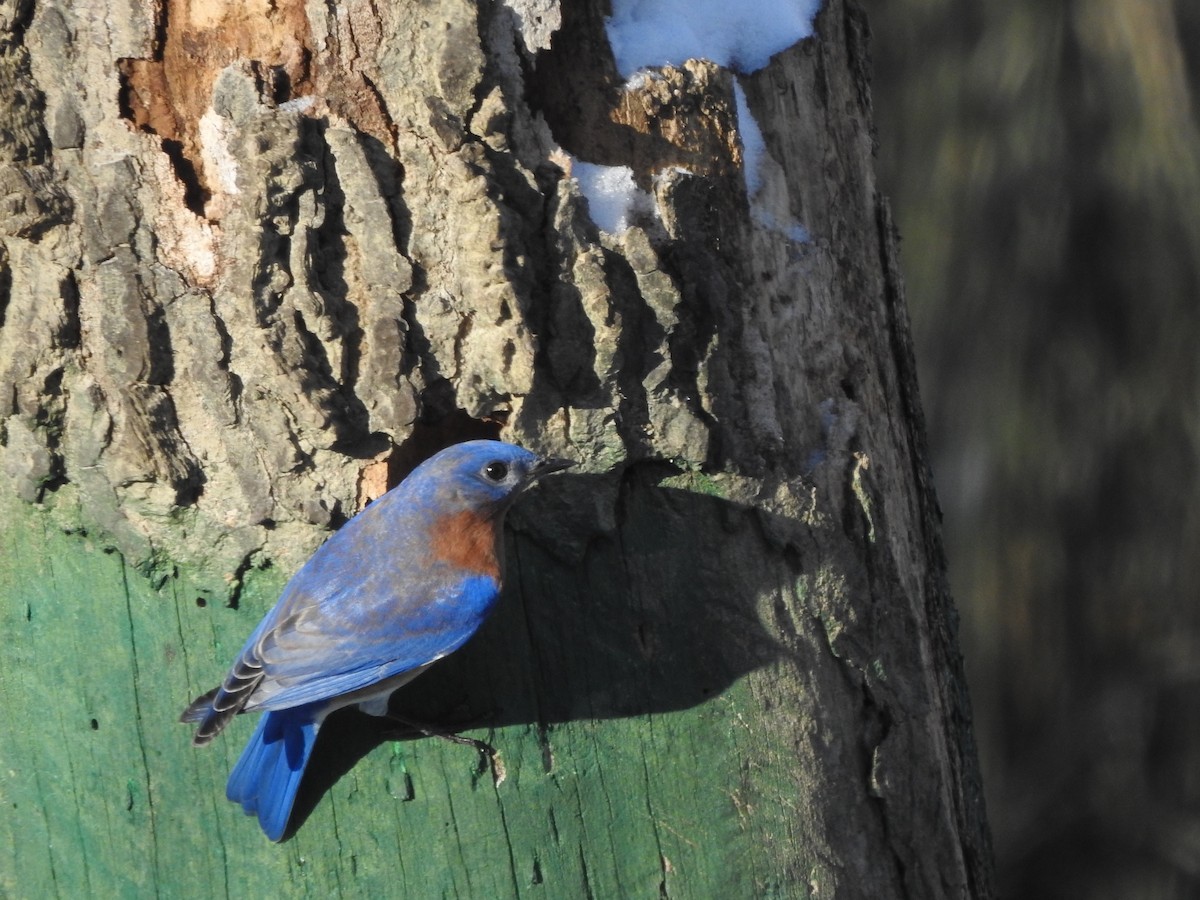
[484,461,508,482]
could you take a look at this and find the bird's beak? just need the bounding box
[531,456,574,479]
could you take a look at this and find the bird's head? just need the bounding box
[411,440,573,513]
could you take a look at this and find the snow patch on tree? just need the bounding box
[606,0,821,77]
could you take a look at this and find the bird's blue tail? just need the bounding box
[226,708,320,841]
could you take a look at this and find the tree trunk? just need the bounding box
[0,0,993,896]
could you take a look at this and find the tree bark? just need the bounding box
[0,0,993,896]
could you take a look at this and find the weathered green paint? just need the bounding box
[1,479,826,899]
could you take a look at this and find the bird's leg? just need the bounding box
[381,712,495,759]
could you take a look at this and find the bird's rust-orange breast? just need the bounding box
[429,509,501,577]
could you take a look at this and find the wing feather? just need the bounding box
[244,572,501,712]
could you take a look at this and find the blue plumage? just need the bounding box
[182,440,571,840]
[226,708,320,841]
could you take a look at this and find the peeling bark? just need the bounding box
[0,0,993,896]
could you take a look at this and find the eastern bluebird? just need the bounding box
[181,440,572,840]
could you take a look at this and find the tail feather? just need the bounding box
[226,709,320,841]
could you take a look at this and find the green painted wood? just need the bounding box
[1,476,828,899]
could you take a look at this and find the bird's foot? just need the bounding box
[381,713,496,759]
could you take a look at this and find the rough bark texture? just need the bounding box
[0,0,993,896]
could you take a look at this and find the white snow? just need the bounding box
[593,0,821,242]
[734,82,810,242]
[572,161,657,234]
[606,0,821,78]
[733,82,765,196]
[754,208,810,243]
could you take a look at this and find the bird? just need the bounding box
[180,439,572,841]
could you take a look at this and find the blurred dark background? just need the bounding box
[862,2,1200,897]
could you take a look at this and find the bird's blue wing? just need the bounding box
[244,571,501,712]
